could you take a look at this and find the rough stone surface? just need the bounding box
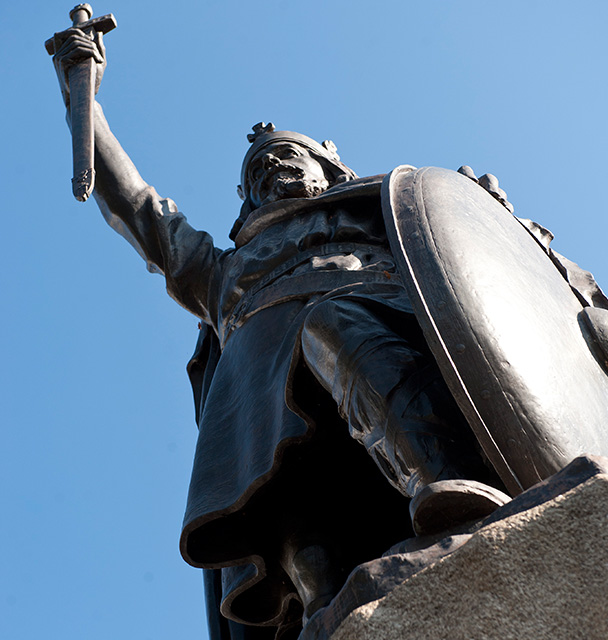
[331,474,608,640]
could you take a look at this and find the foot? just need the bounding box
[410,479,511,536]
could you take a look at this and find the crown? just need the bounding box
[246,122,341,160]
[247,122,276,143]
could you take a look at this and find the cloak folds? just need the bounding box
[182,283,418,630]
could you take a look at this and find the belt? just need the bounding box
[221,243,398,345]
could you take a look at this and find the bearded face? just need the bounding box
[246,142,330,208]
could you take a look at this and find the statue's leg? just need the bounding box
[301,297,509,534]
[279,537,343,625]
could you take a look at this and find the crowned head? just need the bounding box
[230,123,358,239]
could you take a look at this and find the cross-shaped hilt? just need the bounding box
[45,4,117,56]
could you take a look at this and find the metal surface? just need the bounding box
[382,166,608,495]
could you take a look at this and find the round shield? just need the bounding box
[382,166,608,495]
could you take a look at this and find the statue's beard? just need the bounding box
[264,172,329,203]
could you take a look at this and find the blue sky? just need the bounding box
[2,1,608,638]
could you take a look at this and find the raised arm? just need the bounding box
[50,28,222,321]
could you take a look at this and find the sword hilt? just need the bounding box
[45,5,117,55]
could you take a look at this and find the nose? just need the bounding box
[262,153,280,170]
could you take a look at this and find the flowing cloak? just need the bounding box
[95,169,608,636]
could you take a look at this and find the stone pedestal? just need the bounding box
[331,469,608,640]
[300,455,608,640]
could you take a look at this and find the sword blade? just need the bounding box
[69,57,96,201]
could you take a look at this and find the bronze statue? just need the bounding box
[48,7,608,640]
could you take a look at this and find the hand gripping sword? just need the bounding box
[45,5,117,202]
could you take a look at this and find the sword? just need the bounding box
[46,4,117,202]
